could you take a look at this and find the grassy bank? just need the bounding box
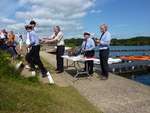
[0,51,102,113]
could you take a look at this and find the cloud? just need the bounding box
[13,0,96,36]
[0,0,97,36]
[90,9,102,14]
[0,17,16,24]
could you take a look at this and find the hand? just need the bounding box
[43,40,51,44]
[95,39,100,45]
[43,38,49,40]
[39,39,45,44]
[27,45,31,48]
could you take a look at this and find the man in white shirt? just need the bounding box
[81,32,95,75]
[25,21,48,77]
[42,26,65,73]
[96,24,112,80]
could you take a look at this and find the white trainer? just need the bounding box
[15,61,23,69]
[47,71,54,84]
[25,65,30,69]
[31,71,36,76]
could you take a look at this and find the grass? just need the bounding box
[0,51,102,113]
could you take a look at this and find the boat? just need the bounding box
[94,58,122,65]
[120,56,150,61]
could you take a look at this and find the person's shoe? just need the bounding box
[42,73,47,78]
[41,71,47,78]
[25,65,30,69]
[15,61,23,69]
[56,71,64,74]
[89,72,94,75]
[89,74,94,77]
[100,76,108,80]
[47,71,54,84]
[31,71,36,77]
[29,68,35,72]
[55,69,58,71]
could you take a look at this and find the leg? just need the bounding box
[85,50,94,75]
[88,60,94,75]
[27,47,36,70]
[56,48,59,70]
[57,46,65,72]
[99,51,104,75]
[99,49,109,78]
[34,46,47,75]
[7,47,17,59]
[84,61,88,71]
[13,46,18,55]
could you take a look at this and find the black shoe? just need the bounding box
[41,71,48,78]
[55,69,58,71]
[56,71,64,74]
[29,68,35,72]
[42,73,47,78]
[89,71,94,75]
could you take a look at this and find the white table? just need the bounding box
[62,55,122,78]
[62,55,98,78]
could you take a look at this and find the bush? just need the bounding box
[0,50,39,84]
[0,51,15,76]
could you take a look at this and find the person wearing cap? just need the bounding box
[25,22,47,77]
[96,24,112,80]
[42,26,65,74]
[81,32,95,75]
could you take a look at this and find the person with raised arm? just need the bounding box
[42,26,65,74]
[25,21,48,77]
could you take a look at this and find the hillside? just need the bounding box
[0,51,101,113]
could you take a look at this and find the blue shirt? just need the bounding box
[82,38,95,51]
[26,30,39,46]
[99,31,111,49]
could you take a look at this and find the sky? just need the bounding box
[0,0,150,39]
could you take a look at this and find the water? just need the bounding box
[120,72,150,86]
[96,45,150,86]
[133,73,150,86]
[95,45,150,57]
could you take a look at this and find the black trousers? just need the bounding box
[84,50,95,75]
[56,45,65,72]
[99,49,109,77]
[26,45,47,74]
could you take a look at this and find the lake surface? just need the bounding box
[96,46,150,86]
[95,45,150,57]
[120,72,150,86]
[133,73,150,86]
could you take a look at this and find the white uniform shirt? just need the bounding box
[99,31,112,50]
[81,38,95,51]
[26,30,39,46]
[50,31,65,46]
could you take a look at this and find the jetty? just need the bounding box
[40,51,150,113]
[108,60,150,73]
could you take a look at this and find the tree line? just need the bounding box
[65,36,150,47]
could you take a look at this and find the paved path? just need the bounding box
[40,51,150,113]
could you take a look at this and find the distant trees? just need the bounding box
[111,36,150,46]
[65,36,150,47]
[65,38,83,47]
